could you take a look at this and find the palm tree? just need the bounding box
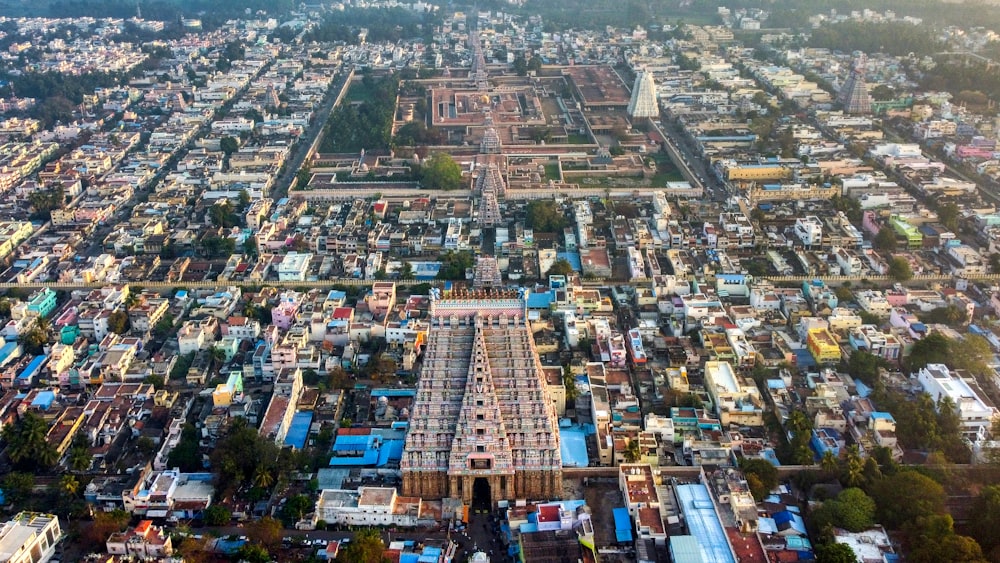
[60,474,80,497]
[821,450,839,474]
[841,445,865,488]
[253,465,275,489]
[208,346,227,373]
[623,439,641,463]
[37,444,59,469]
[69,446,92,472]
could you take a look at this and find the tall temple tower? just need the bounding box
[401,291,562,505]
[839,54,872,115]
[627,71,659,119]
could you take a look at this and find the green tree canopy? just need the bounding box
[203,504,232,526]
[871,470,945,529]
[336,529,389,563]
[816,487,876,532]
[888,256,913,282]
[525,200,568,233]
[740,458,779,501]
[815,542,859,563]
[2,412,59,470]
[969,485,1000,556]
[419,152,463,190]
[547,258,574,277]
[874,227,897,252]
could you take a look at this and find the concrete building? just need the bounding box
[794,216,823,247]
[314,487,431,528]
[277,252,311,281]
[0,512,62,563]
[106,520,173,559]
[704,361,763,427]
[916,364,998,443]
[401,290,562,505]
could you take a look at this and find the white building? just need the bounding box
[314,487,426,527]
[794,216,823,247]
[106,520,173,559]
[277,252,311,281]
[916,363,998,443]
[0,512,62,563]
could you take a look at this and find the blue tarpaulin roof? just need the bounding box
[283,411,313,449]
[527,291,554,309]
[613,507,633,543]
[560,428,589,468]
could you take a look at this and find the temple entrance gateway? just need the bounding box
[472,478,491,512]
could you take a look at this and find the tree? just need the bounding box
[437,250,474,280]
[281,494,312,525]
[58,474,80,497]
[906,333,952,372]
[547,258,574,277]
[874,227,897,252]
[2,412,59,470]
[623,439,641,463]
[236,544,272,563]
[563,364,579,404]
[83,509,130,549]
[525,200,568,232]
[107,309,130,335]
[176,537,210,563]
[888,256,913,282]
[740,458,778,500]
[137,435,156,455]
[167,424,202,472]
[204,504,232,526]
[420,152,462,190]
[839,445,865,488]
[906,514,986,563]
[1,472,34,505]
[936,202,961,233]
[845,351,885,387]
[970,485,1000,555]
[246,516,282,552]
[336,528,388,563]
[951,335,993,376]
[871,470,945,529]
[825,488,876,532]
[252,465,275,490]
[68,442,93,472]
[919,305,967,327]
[21,324,50,356]
[815,542,860,563]
[398,261,414,280]
[219,136,239,156]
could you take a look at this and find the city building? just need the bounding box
[106,520,173,559]
[0,512,62,563]
[916,364,998,443]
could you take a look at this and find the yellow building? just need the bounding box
[807,328,841,364]
[725,163,792,181]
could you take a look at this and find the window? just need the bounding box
[477,413,484,420]
[477,428,485,435]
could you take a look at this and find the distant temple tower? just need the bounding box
[473,256,503,289]
[475,164,505,228]
[839,54,872,115]
[480,114,502,154]
[400,293,563,505]
[627,71,659,119]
